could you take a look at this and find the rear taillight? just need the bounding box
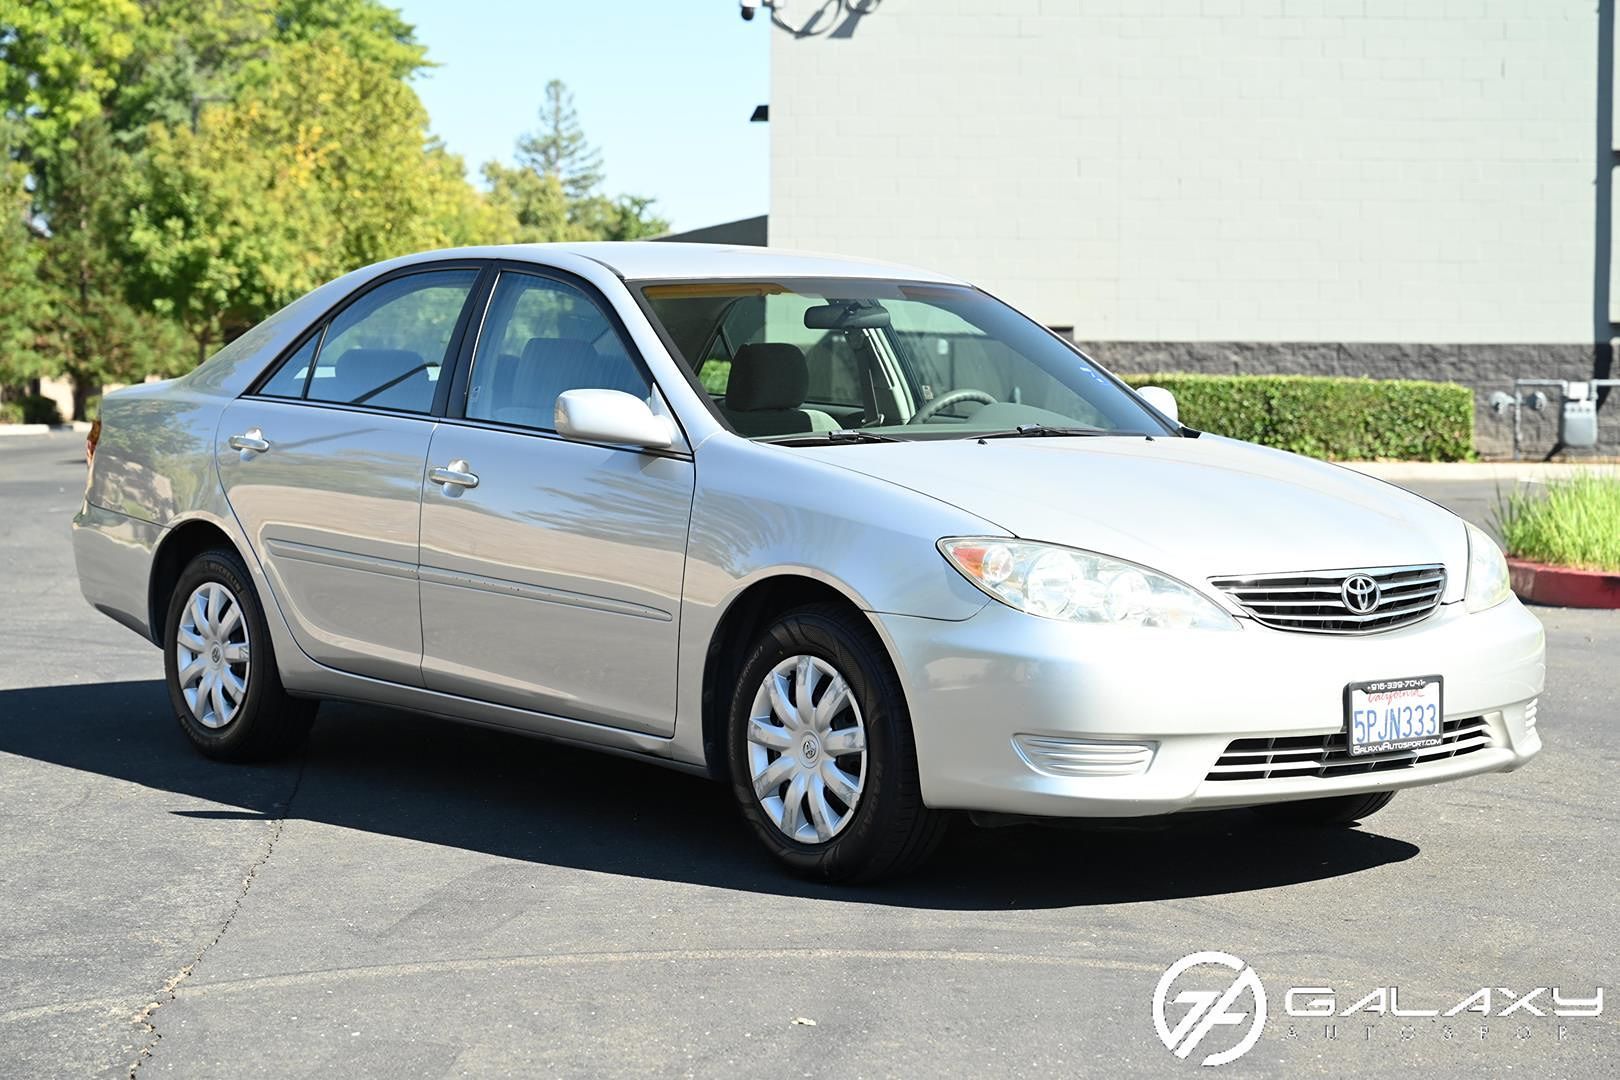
[86,419,101,464]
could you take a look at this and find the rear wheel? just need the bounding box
[163,548,314,761]
[727,604,946,882]
[1251,791,1395,827]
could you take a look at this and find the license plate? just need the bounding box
[1345,676,1444,756]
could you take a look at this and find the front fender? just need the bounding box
[670,436,998,767]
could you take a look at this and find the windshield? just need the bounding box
[637,279,1171,442]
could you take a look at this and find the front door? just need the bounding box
[217,266,482,684]
[417,269,695,735]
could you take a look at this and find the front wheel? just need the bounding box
[1251,791,1395,827]
[163,547,315,761]
[727,604,946,882]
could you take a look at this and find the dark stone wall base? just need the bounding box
[1079,341,1618,458]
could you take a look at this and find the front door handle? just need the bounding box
[428,459,479,489]
[228,429,270,454]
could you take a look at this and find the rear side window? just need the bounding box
[258,334,318,399]
[255,269,478,414]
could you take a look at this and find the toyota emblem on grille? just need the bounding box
[1341,574,1381,614]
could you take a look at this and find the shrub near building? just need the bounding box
[1123,374,1474,462]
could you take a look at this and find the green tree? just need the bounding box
[482,161,580,243]
[574,193,670,241]
[0,152,49,392]
[516,79,603,202]
[0,4,182,413]
[1,4,672,412]
[0,0,140,170]
[273,0,427,78]
[496,79,668,240]
[38,118,191,417]
[110,0,278,134]
[124,32,503,355]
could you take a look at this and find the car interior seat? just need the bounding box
[720,343,841,438]
[488,337,649,429]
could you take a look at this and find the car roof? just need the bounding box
[387,241,967,285]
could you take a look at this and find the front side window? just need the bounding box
[640,279,1169,441]
[464,272,649,431]
[256,269,478,413]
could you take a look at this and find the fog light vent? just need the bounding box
[1524,698,1538,730]
[1012,735,1157,778]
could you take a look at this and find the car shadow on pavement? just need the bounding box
[0,679,1419,910]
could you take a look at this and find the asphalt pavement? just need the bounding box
[1,430,1616,1078]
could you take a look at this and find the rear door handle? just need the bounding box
[428,459,479,489]
[228,429,270,454]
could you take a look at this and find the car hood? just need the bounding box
[797,434,1469,603]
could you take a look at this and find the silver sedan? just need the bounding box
[72,243,1544,881]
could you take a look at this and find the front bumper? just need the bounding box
[875,597,1544,817]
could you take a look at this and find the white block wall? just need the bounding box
[768,0,1598,346]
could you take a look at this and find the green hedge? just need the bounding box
[1121,373,1474,461]
[0,394,63,426]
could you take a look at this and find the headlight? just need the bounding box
[1463,521,1512,613]
[939,538,1238,630]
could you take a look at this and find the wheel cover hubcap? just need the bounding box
[746,654,868,844]
[175,581,250,729]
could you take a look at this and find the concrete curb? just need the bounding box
[1341,461,1620,482]
[1508,558,1620,608]
[0,422,92,438]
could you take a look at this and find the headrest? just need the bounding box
[335,348,424,380]
[726,343,808,412]
[521,337,595,366]
[329,348,427,406]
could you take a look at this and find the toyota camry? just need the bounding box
[72,243,1545,881]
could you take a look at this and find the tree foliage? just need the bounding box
[124,31,497,351]
[0,3,673,417]
[497,79,668,242]
[0,145,48,386]
[516,80,604,202]
[0,0,140,171]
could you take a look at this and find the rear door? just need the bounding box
[416,267,695,735]
[217,264,485,685]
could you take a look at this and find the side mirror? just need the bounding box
[554,389,676,450]
[1136,385,1179,425]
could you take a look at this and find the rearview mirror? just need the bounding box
[554,389,675,450]
[803,300,892,330]
[1136,385,1179,425]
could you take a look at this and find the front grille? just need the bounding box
[1205,715,1493,782]
[1209,564,1446,634]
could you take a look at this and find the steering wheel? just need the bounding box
[910,388,997,425]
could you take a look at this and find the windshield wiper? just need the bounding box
[974,424,1117,439]
[769,429,903,446]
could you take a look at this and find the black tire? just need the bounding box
[1251,790,1395,827]
[162,547,315,761]
[727,603,946,883]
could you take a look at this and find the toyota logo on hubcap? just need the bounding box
[1341,575,1381,614]
[801,737,819,761]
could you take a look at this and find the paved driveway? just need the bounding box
[1,432,1615,1077]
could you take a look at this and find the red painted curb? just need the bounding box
[1507,558,1620,608]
